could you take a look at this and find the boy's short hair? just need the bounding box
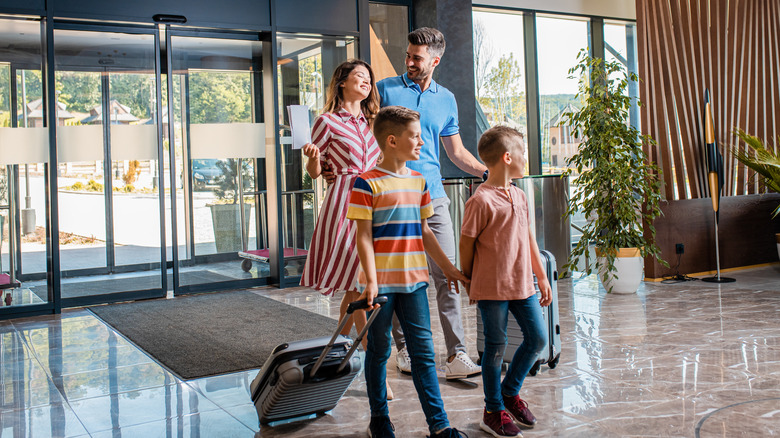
[373,106,420,149]
[408,27,446,58]
[478,125,525,166]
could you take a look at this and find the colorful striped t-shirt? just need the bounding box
[346,167,434,294]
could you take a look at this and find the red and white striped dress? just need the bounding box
[300,108,380,296]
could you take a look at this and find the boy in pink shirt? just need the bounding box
[460,126,552,438]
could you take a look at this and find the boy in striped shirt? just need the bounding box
[348,106,469,438]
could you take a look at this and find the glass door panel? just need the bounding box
[168,34,269,290]
[276,34,355,280]
[53,28,163,300]
[0,18,49,308]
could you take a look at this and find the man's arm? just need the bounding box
[441,134,488,177]
[354,219,380,309]
[421,218,469,293]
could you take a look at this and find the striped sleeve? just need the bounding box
[311,114,331,160]
[420,180,434,220]
[347,176,373,220]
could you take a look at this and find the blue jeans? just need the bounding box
[479,294,547,412]
[365,286,449,432]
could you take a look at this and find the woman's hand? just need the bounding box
[302,143,320,160]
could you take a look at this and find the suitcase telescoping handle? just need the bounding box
[310,296,388,377]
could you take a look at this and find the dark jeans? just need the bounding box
[365,286,449,432]
[479,294,547,412]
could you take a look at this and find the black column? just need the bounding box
[413,0,478,178]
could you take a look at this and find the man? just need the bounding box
[377,27,487,379]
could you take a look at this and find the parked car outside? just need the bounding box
[191,159,224,191]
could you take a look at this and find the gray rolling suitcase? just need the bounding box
[476,249,561,375]
[250,296,387,424]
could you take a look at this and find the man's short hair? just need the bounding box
[478,125,525,166]
[408,27,446,58]
[373,106,420,149]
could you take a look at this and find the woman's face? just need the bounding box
[340,64,372,102]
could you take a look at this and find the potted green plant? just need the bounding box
[732,129,780,260]
[562,50,666,293]
[209,158,252,253]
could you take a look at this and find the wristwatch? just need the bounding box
[482,170,489,182]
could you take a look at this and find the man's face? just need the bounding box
[405,44,439,82]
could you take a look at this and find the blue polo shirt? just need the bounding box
[377,73,459,199]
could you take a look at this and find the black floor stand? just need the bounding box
[701,214,735,283]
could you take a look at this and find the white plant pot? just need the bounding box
[597,248,644,294]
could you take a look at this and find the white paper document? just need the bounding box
[287,105,311,150]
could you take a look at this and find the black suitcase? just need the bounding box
[476,249,561,375]
[250,296,387,425]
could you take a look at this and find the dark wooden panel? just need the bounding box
[51,0,271,30]
[645,194,780,278]
[275,0,358,34]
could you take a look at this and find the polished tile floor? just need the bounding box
[1,265,779,437]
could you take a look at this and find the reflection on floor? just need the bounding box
[1,265,779,437]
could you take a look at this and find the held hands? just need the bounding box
[302,143,320,160]
[444,266,470,297]
[537,277,552,307]
[463,277,477,306]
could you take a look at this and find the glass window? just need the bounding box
[604,21,639,130]
[0,18,48,307]
[472,9,528,169]
[369,3,409,81]
[536,15,589,175]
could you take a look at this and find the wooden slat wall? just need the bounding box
[637,0,780,200]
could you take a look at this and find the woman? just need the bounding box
[299,60,388,396]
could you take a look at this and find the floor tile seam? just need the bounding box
[47,358,164,379]
[75,405,253,435]
[4,320,83,414]
[60,380,181,404]
[0,394,92,436]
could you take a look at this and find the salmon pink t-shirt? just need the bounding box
[461,184,535,301]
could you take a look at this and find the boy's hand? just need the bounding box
[302,143,320,160]
[358,283,380,311]
[444,267,470,295]
[462,277,477,305]
[537,278,552,307]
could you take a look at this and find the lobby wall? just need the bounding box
[637,0,780,275]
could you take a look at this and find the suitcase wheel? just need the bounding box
[548,353,560,369]
[528,360,541,376]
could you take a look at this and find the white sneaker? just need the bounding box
[445,351,482,380]
[396,346,411,373]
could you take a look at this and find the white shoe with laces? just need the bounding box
[445,351,482,380]
[396,346,411,373]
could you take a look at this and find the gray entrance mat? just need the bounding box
[89,290,337,379]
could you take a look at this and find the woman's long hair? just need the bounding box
[322,59,380,125]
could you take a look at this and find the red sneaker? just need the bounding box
[480,408,522,438]
[502,395,537,427]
